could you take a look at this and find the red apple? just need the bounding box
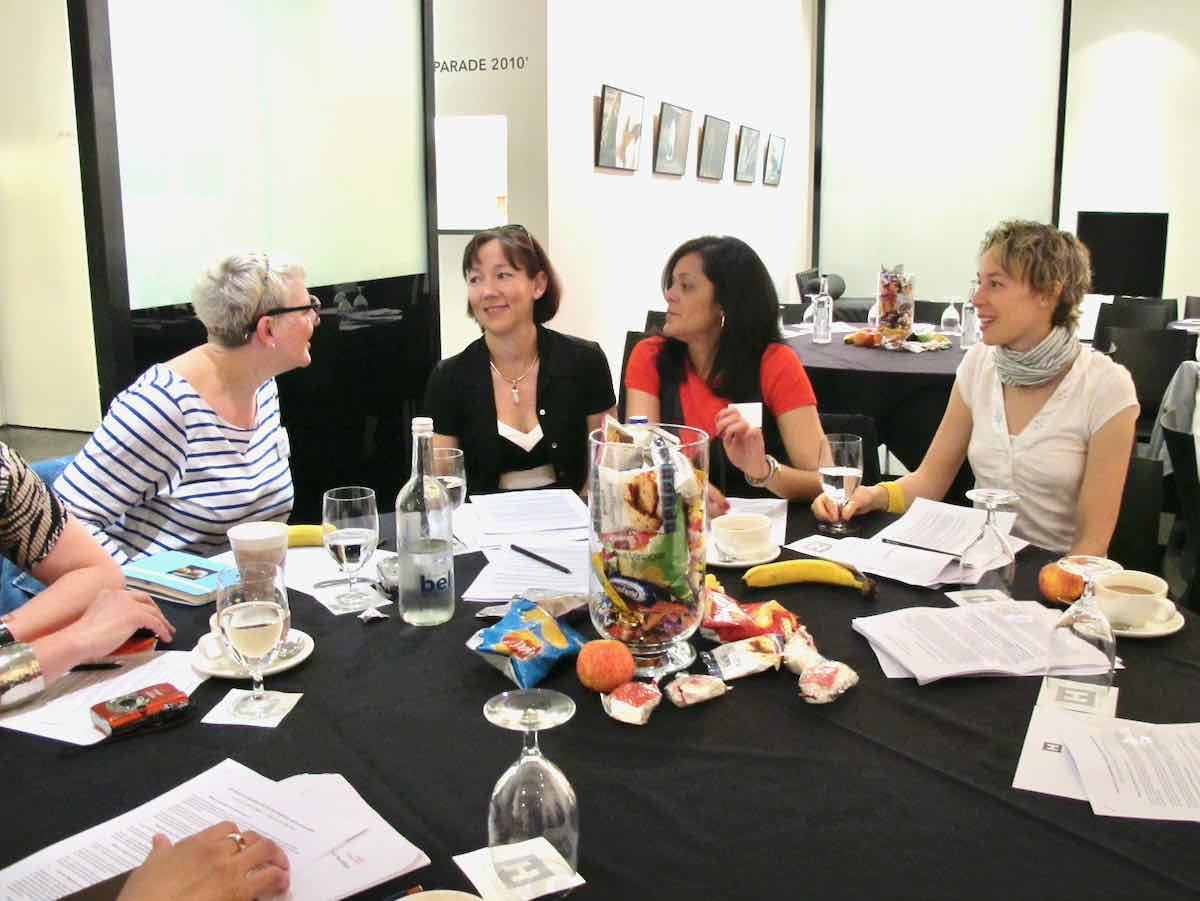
[1038,562,1084,605]
[576,640,636,692]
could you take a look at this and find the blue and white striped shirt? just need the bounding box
[55,364,293,563]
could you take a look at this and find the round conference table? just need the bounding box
[4,508,1198,900]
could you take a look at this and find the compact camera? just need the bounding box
[90,683,191,737]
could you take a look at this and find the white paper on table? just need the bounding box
[202,689,303,728]
[280,772,430,899]
[724,497,788,546]
[1012,705,1093,801]
[944,588,1011,606]
[0,759,364,900]
[1060,718,1200,821]
[469,489,589,536]
[0,651,208,745]
[464,543,589,603]
[874,497,1016,558]
[275,546,391,614]
[866,639,915,678]
[454,837,584,901]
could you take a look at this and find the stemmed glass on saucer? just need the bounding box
[321,486,379,613]
[1045,555,1123,695]
[216,561,290,720]
[961,488,1019,596]
[485,688,579,894]
[817,433,864,536]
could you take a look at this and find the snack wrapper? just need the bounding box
[665,673,728,707]
[877,265,915,349]
[783,631,858,704]
[601,680,662,725]
[701,633,783,680]
[466,598,587,688]
[701,587,805,644]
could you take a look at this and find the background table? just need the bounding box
[4,509,1198,899]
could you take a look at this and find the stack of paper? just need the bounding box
[453,490,590,555]
[462,542,590,603]
[0,758,429,900]
[852,600,1114,685]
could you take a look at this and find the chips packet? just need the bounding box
[466,598,587,688]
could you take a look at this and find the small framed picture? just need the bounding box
[734,125,761,183]
[596,84,645,171]
[697,114,730,180]
[764,133,786,186]
[653,102,693,176]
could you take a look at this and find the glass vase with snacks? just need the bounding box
[877,265,915,349]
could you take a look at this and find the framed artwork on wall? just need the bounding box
[596,84,645,170]
[697,114,730,180]
[734,125,761,183]
[763,133,786,186]
[653,102,692,176]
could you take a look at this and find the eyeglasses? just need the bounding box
[255,294,322,323]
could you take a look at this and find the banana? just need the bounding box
[742,559,875,597]
[287,524,326,547]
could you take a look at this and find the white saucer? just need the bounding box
[707,545,782,568]
[191,629,314,678]
[1112,610,1186,639]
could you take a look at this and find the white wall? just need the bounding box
[820,0,1062,301]
[1061,1,1200,307]
[545,0,817,382]
[0,0,100,431]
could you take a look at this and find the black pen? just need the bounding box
[880,537,959,558]
[510,544,572,574]
[71,662,123,672]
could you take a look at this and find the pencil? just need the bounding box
[510,544,572,574]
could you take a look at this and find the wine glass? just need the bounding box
[321,486,379,613]
[433,447,467,510]
[818,433,864,535]
[216,562,289,720]
[485,689,579,895]
[1044,555,1122,700]
[940,298,961,333]
[960,488,1019,595]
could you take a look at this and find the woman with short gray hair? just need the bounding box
[54,252,318,564]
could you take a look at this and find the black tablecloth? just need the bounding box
[4,510,1198,899]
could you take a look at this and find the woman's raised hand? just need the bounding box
[714,405,769,481]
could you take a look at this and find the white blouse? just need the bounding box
[956,344,1138,553]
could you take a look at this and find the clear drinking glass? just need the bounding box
[1045,555,1122,699]
[433,448,467,510]
[321,486,379,613]
[940,298,961,333]
[216,561,289,720]
[818,433,864,536]
[961,488,1019,595]
[485,689,579,896]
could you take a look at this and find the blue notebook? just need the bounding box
[122,551,234,606]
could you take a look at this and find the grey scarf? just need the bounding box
[994,325,1080,387]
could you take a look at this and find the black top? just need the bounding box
[423,326,615,493]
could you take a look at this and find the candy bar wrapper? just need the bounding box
[601,680,662,725]
[466,598,587,688]
[701,588,805,644]
[665,673,728,708]
[782,631,821,674]
[798,659,859,705]
[701,633,783,681]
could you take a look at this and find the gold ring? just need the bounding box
[227,831,247,853]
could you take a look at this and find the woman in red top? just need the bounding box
[625,236,824,513]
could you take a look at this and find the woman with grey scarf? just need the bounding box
[814,220,1138,555]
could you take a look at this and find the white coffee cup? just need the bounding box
[1094,570,1175,629]
[711,512,773,560]
[228,521,289,575]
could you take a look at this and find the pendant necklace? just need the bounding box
[490,357,538,404]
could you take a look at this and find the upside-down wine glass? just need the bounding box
[940,297,961,333]
[1044,555,1123,702]
[485,688,579,896]
[216,561,289,720]
[961,488,1019,596]
[818,433,863,536]
[321,486,379,613]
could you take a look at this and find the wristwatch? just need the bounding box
[745,454,779,488]
[0,622,15,648]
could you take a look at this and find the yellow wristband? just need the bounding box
[878,481,905,514]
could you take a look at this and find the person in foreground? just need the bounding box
[814,220,1138,555]
[0,441,174,707]
[424,225,616,493]
[56,252,316,563]
[624,235,824,513]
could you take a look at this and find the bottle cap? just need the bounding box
[412,416,434,434]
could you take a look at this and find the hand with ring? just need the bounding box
[118,819,289,901]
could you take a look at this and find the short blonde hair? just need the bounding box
[980,220,1091,329]
[191,251,306,346]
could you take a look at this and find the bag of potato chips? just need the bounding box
[466,597,587,687]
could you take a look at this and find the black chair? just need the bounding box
[798,273,847,300]
[913,300,949,324]
[780,302,809,325]
[1114,296,1178,321]
[819,412,881,485]
[1164,427,1200,609]
[1093,302,1175,352]
[1185,296,1200,320]
[1107,326,1198,442]
[1107,455,1165,576]
[616,330,646,421]
[644,310,666,333]
[794,268,818,298]
[832,297,873,322]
